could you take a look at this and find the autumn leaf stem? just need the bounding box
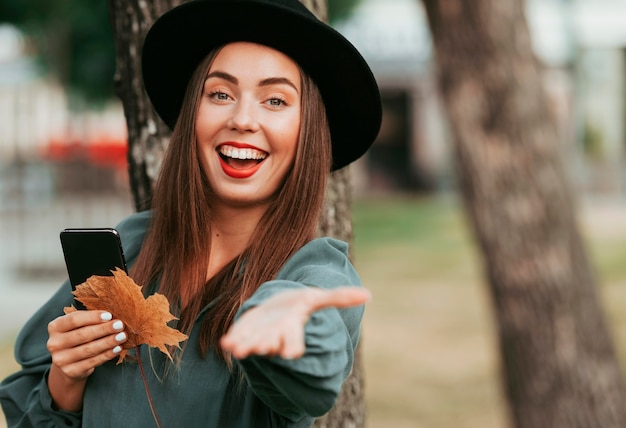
[136,346,163,428]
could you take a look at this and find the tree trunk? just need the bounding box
[315,167,365,428]
[421,1,626,427]
[109,0,364,426]
[108,0,185,211]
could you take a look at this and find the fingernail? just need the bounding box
[112,320,123,330]
[112,345,122,354]
[115,332,126,342]
[100,312,112,321]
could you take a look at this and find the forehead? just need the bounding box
[209,42,301,83]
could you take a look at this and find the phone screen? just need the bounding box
[60,228,128,309]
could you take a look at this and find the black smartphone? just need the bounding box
[60,228,128,309]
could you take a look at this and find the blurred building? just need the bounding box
[334,0,442,194]
[0,24,130,277]
[336,0,626,196]
[0,24,128,203]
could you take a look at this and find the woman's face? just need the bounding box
[196,42,301,209]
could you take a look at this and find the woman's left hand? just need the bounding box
[220,287,370,360]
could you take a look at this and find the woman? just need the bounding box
[0,0,382,426]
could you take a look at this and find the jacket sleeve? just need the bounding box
[0,211,149,427]
[0,283,82,428]
[234,238,365,422]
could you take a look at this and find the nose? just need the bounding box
[227,98,260,133]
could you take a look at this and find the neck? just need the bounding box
[206,203,268,279]
[177,202,269,308]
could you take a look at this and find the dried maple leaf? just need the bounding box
[64,268,188,363]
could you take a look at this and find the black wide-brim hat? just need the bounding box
[142,0,382,171]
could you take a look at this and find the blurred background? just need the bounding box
[2,0,626,427]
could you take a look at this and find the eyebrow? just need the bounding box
[259,77,299,93]
[205,71,299,93]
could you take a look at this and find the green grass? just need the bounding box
[589,237,626,283]
[352,196,506,428]
[352,195,479,280]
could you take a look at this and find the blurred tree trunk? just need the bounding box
[108,0,185,211]
[316,168,365,428]
[109,0,364,426]
[421,1,626,427]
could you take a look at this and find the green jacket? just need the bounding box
[0,211,364,427]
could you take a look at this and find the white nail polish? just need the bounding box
[112,346,122,354]
[100,312,112,321]
[115,332,126,342]
[112,321,123,330]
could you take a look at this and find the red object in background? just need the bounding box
[85,137,128,169]
[42,138,83,161]
[41,136,128,170]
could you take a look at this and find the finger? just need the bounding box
[220,329,237,351]
[51,331,127,378]
[308,287,371,312]
[55,344,125,378]
[220,313,264,351]
[222,331,266,359]
[246,338,278,358]
[227,321,305,360]
[220,328,246,357]
[48,319,125,353]
[222,340,250,360]
[222,323,280,359]
[49,310,115,334]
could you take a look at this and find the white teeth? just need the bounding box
[219,145,267,160]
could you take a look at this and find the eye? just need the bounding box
[266,97,288,107]
[208,90,231,102]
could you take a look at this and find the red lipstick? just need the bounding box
[217,142,266,179]
[218,156,263,178]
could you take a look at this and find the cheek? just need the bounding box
[194,136,213,176]
[284,130,299,158]
[195,113,211,140]
[195,102,221,138]
[277,116,301,158]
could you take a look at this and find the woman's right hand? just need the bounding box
[46,310,127,411]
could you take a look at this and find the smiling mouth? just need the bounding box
[216,144,268,179]
[217,145,268,170]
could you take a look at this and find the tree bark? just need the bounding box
[109,0,364,426]
[421,1,626,427]
[108,0,185,211]
[315,167,365,428]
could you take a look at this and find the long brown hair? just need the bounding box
[130,45,332,361]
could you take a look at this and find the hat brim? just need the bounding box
[141,0,382,170]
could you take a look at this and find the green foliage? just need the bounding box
[583,121,605,161]
[0,0,116,105]
[328,0,362,23]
